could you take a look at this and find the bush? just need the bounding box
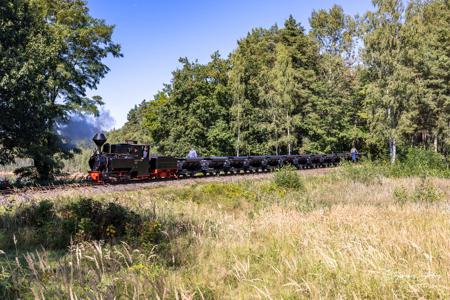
[69,199,142,241]
[0,198,147,249]
[343,148,449,182]
[341,161,383,185]
[396,148,449,178]
[273,166,304,190]
[393,179,444,205]
[393,186,408,205]
[413,178,444,203]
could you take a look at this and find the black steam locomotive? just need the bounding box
[88,133,352,182]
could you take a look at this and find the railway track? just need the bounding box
[0,166,336,199]
[0,181,94,196]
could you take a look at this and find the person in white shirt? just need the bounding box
[142,146,149,160]
[187,148,198,158]
[351,146,358,162]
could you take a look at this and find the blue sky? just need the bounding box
[87,0,373,128]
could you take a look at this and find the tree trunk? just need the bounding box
[387,105,396,164]
[275,131,279,156]
[236,130,240,157]
[33,157,51,181]
[287,111,291,155]
[236,109,241,157]
[390,137,396,164]
[434,135,438,153]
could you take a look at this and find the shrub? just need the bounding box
[343,148,449,181]
[12,200,56,228]
[341,161,383,185]
[61,147,92,173]
[413,178,444,203]
[0,198,145,249]
[273,166,304,190]
[393,179,444,205]
[397,148,449,178]
[138,220,163,245]
[393,186,409,205]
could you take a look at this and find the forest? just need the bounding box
[110,0,449,163]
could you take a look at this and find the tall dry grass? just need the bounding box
[0,170,449,299]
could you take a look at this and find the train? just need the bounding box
[88,133,355,183]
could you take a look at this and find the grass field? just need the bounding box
[0,167,449,299]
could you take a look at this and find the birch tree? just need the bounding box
[269,43,296,155]
[229,52,246,156]
[362,0,416,163]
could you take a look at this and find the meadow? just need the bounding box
[0,164,449,299]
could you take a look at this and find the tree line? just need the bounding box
[112,0,449,162]
[1,0,448,180]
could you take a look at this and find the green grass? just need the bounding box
[0,168,449,299]
[342,148,450,183]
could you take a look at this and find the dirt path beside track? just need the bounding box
[1,167,336,204]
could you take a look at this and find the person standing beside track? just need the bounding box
[351,146,358,162]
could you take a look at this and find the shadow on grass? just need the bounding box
[0,198,198,298]
[0,198,196,254]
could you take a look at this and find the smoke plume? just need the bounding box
[59,109,115,147]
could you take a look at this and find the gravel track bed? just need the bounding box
[1,168,335,203]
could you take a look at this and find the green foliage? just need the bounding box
[177,182,256,210]
[112,15,360,156]
[0,175,448,299]
[361,0,450,161]
[343,148,449,182]
[0,0,121,179]
[108,99,155,145]
[341,161,383,185]
[0,198,146,249]
[394,179,444,204]
[273,166,305,190]
[108,1,448,163]
[396,148,449,177]
[138,220,163,245]
[60,147,92,173]
[3,0,449,179]
[141,54,234,157]
[413,178,444,203]
[393,186,409,205]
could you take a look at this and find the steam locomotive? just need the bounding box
[88,133,353,183]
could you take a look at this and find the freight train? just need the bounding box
[88,133,354,183]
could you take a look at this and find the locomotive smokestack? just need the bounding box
[92,133,107,152]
